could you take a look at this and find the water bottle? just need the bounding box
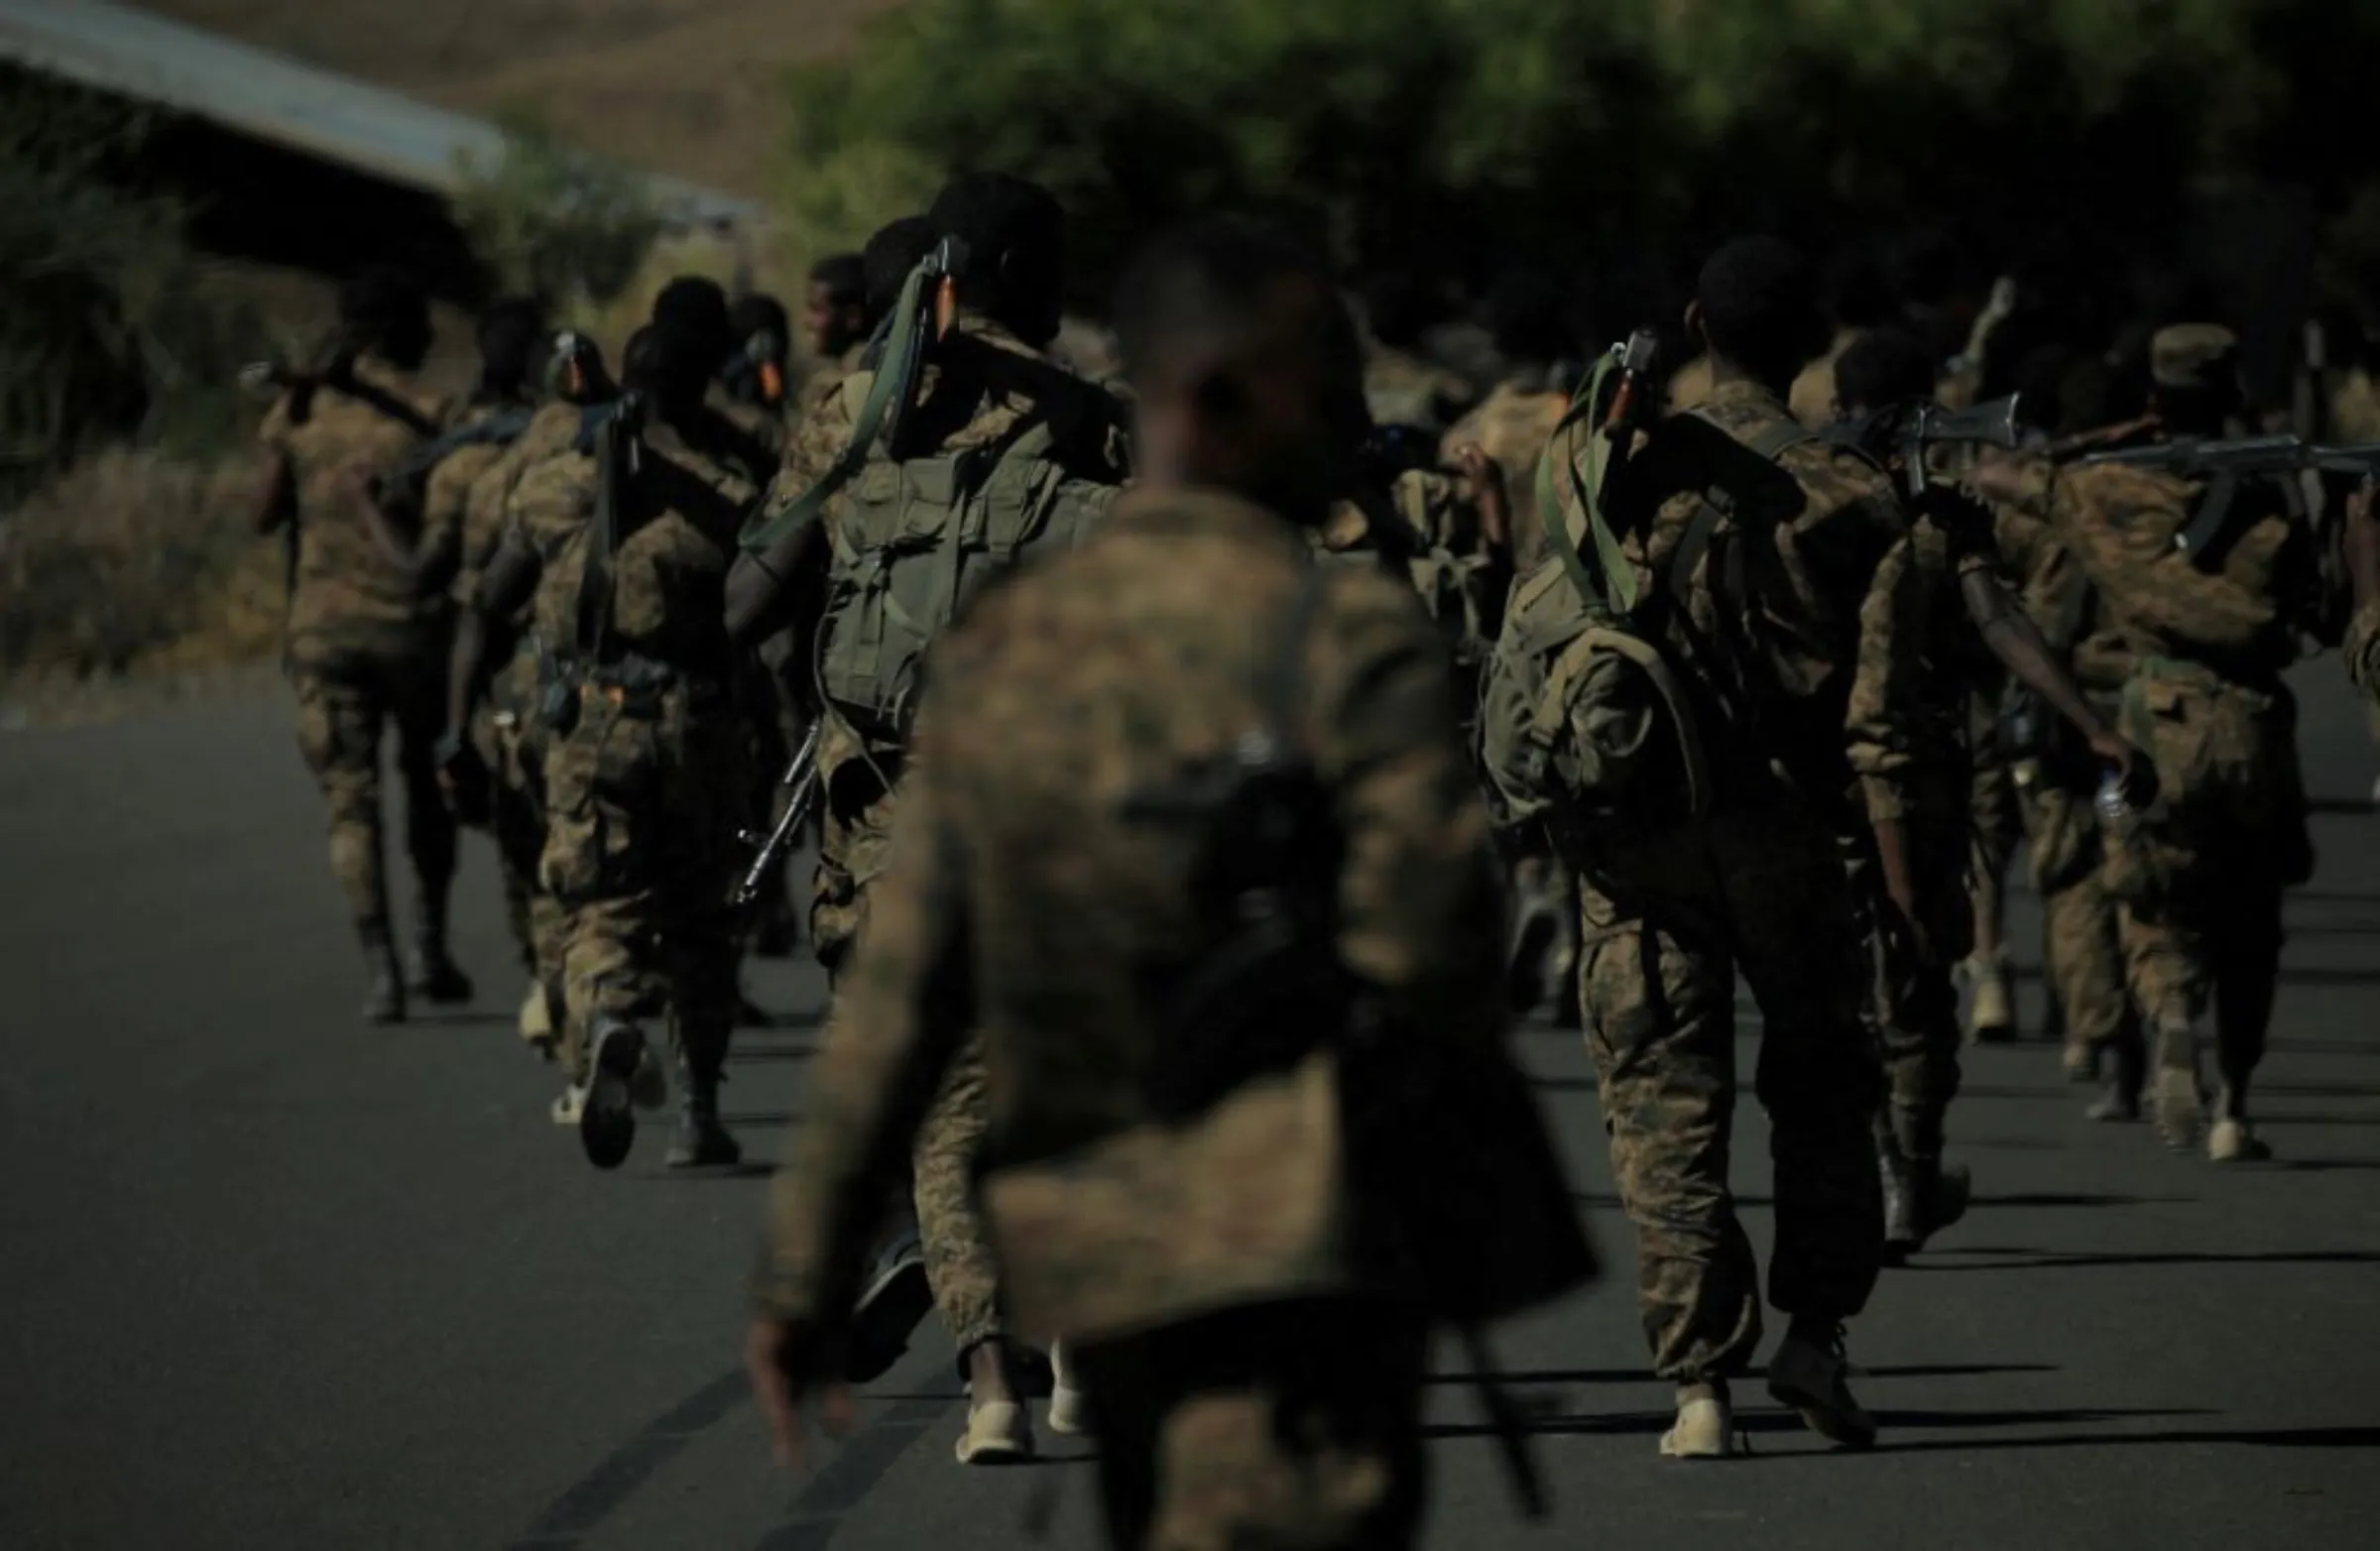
[2093,768,2139,839]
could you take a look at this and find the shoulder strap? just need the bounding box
[1539,354,1637,618]
[1664,409,1816,609]
[574,407,638,657]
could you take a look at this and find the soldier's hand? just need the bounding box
[1452,445,1511,556]
[433,730,493,826]
[746,1315,857,1470]
[2087,731,2157,809]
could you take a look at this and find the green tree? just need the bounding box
[450,116,663,310]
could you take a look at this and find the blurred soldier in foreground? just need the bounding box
[254,266,470,1023]
[1485,238,1903,1457]
[445,322,763,1171]
[2349,484,2380,704]
[1973,325,2329,1161]
[731,175,1130,1464]
[749,214,1589,1550]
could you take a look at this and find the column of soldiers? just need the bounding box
[260,179,2367,1547]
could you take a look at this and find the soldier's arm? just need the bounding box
[1959,563,2139,775]
[1844,520,1934,955]
[447,531,540,737]
[755,748,974,1337]
[1321,573,1507,1049]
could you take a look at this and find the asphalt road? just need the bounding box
[3,663,2377,1551]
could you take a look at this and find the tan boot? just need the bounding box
[2208,1119,2272,1163]
[2152,1067,2203,1152]
[955,1399,1034,1465]
[1767,1325,1876,1450]
[1964,952,2014,1044]
[1046,1341,1092,1437]
[518,983,554,1057]
[1659,1381,1736,1459]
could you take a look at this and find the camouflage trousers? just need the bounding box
[539,683,748,1084]
[1073,1298,1428,1551]
[2103,671,2303,1101]
[1574,798,1882,1382]
[2022,784,2135,1069]
[290,649,455,949]
[482,650,569,1026]
[815,727,1009,1357]
[1966,689,2020,951]
[1851,794,1973,1166]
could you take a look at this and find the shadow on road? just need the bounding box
[1424,1363,2058,1388]
[1913,1248,2380,1270]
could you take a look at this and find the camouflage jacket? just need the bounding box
[703,381,787,473]
[757,487,1539,1345]
[260,355,452,666]
[455,401,588,615]
[1570,377,1923,820]
[2016,457,2320,685]
[1989,475,2134,693]
[2349,600,2380,706]
[1442,378,1567,569]
[1316,468,1508,676]
[420,396,535,606]
[523,410,766,678]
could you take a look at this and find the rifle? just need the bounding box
[734,720,824,912]
[2077,435,2380,566]
[1822,394,2028,499]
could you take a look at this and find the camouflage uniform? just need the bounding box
[758,316,1130,1360]
[464,403,598,1019]
[1995,491,2138,1078]
[1364,344,1475,432]
[261,359,457,963]
[520,414,761,1089]
[759,489,1586,1546]
[1440,376,1568,569]
[2026,413,2322,1138]
[1490,377,1904,1381]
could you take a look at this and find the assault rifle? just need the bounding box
[1822,394,2028,499]
[2077,435,2380,564]
[733,720,824,913]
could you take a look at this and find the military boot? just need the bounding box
[362,944,407,1025]
[665,1071,743,1170]
[580,1016,663,1171]
[1659,1378,1736,1460]
[1046,1341,1092,1438]
[406,896,474,1007]
[843,1217,933,1383]
[2207,1083,2272,1163]
[1962,950,2014,1044]
[1878,1135,1921,1266]
[518,983,556,1061]
[1767,1321,1876,1450]
[2087,1032,2144,1122]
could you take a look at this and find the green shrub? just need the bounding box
[450,116,665,310]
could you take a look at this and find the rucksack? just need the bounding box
[817,403,1114,746]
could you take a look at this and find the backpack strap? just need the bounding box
[1664,410,1816,612]
[1538,353,1640,617]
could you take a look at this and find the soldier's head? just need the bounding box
[863,215,937,333]
[1114,216,1366,528]
[2148,322,2241,437]
[728,293,792,407]
[1689,237,1830,397]
[475,296,547,402]
[338,264,432,371]
[1832,326,1938,420]
[926,174,1067,348]
[621,320,713,421]
[802,255,867,358]
[544,329,614,407]
[652,276,735,382]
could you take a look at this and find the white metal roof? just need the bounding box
[0,0,759,229]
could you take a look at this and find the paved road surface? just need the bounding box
[3,662,2377,1550]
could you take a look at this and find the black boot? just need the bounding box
[363,944,407,1025]
[406,895,474,1006]
[666,1070,743,1170]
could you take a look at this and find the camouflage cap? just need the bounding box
[2150,323,2239,394]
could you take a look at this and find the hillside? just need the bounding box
[138,0,906,196]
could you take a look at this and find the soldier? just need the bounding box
[1485,237,1907,1457]
[451,329,619,1058]
[2349,484,2380,703]
[254,265,471,1023]
[1788,246,1894,429]
[654,275,786,471]
[748,214,1590,1551]
[1972,324,2327,1162]
[1359,270,1477,431]
[729,175,1131,1464]
[723,292,795,423]
[1829,328,2145,1256]
[443,321,764,1171]
[800,253,869,364]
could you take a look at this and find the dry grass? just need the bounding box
[0,448,283,685]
